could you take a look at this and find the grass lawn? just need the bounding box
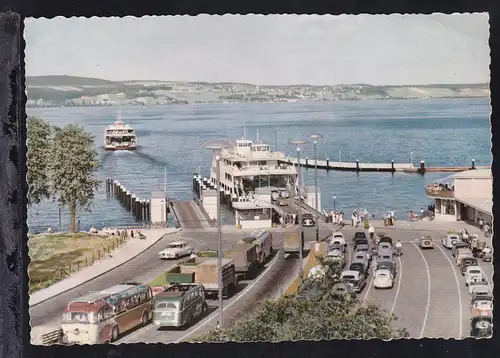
[148,271,170,287]
[28,232,120,293]
[283,243,325,296]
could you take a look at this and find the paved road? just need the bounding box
[30,230,251,327]
[341,227,493,339]
[115,226,331,344]
[170,200,209,229]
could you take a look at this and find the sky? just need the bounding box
[24,14,490,86]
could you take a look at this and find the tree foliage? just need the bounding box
[192,255,408,342]
[27,116,54,205]
[27,116,100,232]
[50,124,100,232]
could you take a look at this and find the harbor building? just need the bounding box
[425,168,492,225]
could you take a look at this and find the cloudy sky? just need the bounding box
[25,14,490,86]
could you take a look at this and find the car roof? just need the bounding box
[378,260,393,265]
[376,269,391,274]
[167,241,187,245]
[341,270,360,277]
[333,232,343,236]
[467,266,482,271]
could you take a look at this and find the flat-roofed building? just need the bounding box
[425,168,492,224]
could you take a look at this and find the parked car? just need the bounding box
[340,270,367,293]
[379,236,393,246]
[328,242,345,254]
[377,249,394,263]
[378,242,392,252]
[158,241,194,260]
[353,231,367,242]
[355,244,372,260]
[331,232,346,247]
[419,236,434,249]
[349,262,367,276]
[331,282,356,299]
[469,281,491,296]
[460,257,479,275]
[373,269,394,289]
[325,250,346,270]
[352,252,370,273]
[442,233,461,249]
[452,241,470,257]
[465,266,486,286]
[471,287,493,300]
[470,295,493,317]
[354,238,369,250]
[456,249,473,266]
[376,260,397,278]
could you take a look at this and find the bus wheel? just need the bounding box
[141,311,148,326]
[111,326,119,342]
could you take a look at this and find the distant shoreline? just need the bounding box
[26,95,490,109]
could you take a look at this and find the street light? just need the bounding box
[309,133,323,243]
[332,194,336,211]
[289,138,308,283]
[202,139,232,329]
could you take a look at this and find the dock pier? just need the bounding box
[281,157,489,174]
[105,178,151,222]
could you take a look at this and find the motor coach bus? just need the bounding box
[61,283,163,344]
[241,230,273,264]
[152,283,208,328]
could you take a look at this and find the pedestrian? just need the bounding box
[292,212,297,225]
[420,208,424,220]
[77,220,81,232]
[351,211,356,227]
[339,211,344,224]
[131,230,134,238]
[279,216,284,228]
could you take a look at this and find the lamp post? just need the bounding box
[333,194,336,211]
[202,139,232,329]
[309,133,323,243]
[289,139,308,283]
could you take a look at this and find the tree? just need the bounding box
[27,116,54,206]
[50,124,100,232]
[191,255,408,342]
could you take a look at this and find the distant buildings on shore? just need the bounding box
[26,77,490,108]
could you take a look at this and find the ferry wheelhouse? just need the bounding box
[203,138,299,229]
[104,113,137,151]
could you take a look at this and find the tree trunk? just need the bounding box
[69,203,77,233]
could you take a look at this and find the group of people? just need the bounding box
[324,210,344,224]
[459,228,492,256]
[351,209,369,227]
[383,210,396,226]
[278,212,299,227]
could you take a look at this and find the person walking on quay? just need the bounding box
[351,211,356,227]
[292,212,297,225]
[279,215,284,228]
[368,223,375,241]
[390,210,395,225]
[339,211,344,225]
[131,230,134,238]
[420,208,425,220]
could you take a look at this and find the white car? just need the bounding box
[158,241,193,260]
[470,284,492,297]
[331,232,346,247]
[465,266,486,286]
[373,269,394,289]
[442,233,461,249]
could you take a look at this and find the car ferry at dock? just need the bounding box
[195,133,302,229]
[104,112,137,151]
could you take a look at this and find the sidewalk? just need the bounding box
[29,227,182,307]
[370,218,484,235]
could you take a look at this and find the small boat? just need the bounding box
[104,112,137,151]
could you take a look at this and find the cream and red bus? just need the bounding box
[61,283,164,344]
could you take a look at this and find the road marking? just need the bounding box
[411,241,431,339]
[435,244,463,339]
[173,250,281,343]
[390,255,403,316]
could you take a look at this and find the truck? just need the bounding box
[164,265,196,284]
[224,242,259,280]
[283,232,305,258]
[194,257,237,299]
[240,230,274,264]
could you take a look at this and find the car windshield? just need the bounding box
[469,270,481,275]
[378,263,392,269]
[354,255,365,261]
[350,264,363,270]
[464,259,477,265]
[334,235,343,239]
[357,247,368,251]
[167,244,183,248]
[377,272,389,277]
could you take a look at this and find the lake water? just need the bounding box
[27,98,491,232]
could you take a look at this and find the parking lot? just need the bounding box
[340,227,493,339]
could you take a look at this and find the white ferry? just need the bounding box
[202,134,300,229]
[104,113,137,151]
